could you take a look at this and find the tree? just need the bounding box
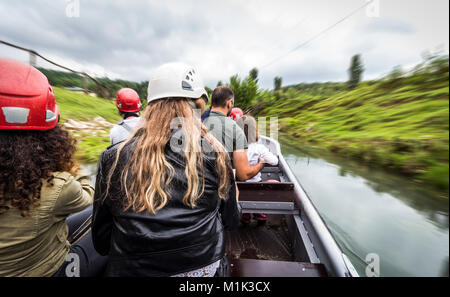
[348,54,364,89]
[216,80,223,87]
[274,76,282,90]
[229,74,258,111]
[205,86,213,98]
[249,67,259,84]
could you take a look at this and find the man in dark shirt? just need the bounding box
[204,86,264,181]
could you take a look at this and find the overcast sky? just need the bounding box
[0,0,448,89]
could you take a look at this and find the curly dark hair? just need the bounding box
[0,125,77,217]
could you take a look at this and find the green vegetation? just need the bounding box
[274,76,282,91]
[55,87,121,123]
[249,55,449,193]
[39,68,148,101]
[229,73,259,111]
[54,87,120,163]
[74,133,112,163]
[218,68,260,111]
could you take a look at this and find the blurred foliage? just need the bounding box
[205,86,213,97]
[250,55,449,193]
[38,68,148,102]
[274,76,282,91]
[249,67,259,84]
[54,87,121,123]
[75,133,111,163]
[222,70,259,111]
[53,87,121,162]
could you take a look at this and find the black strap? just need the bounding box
[123,113,139,120]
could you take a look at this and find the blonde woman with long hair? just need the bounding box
[92,63,240,277]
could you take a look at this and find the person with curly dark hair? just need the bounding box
[0,58,107,277]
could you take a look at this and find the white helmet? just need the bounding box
[147,62,208,103]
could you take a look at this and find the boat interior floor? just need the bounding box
[226,215,294,262]
[225,215,328,277]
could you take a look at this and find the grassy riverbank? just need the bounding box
[253,59,449,193]
[53,57,449,193]
[54,87,120,162]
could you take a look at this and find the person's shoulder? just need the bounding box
[204,113,223,123]
[110,123,122,135]
[223,117,240,129]
[101,141,124,163]
[51,171,73,183]
[106,141,123,151]
[255,142,268,149]
[248,142,265,151]
[223,116,235,123]
[40,172,76,203]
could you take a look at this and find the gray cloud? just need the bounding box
[0,0,448,89]
[363,18,416,34]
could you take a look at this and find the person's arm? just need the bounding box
[259,145,279,166]
[232,123,264,181]
[233,149,264,181]
[53,174,94,217]
[91,152,114,256]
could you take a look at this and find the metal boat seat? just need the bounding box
[236,181,298,215]
[236,182,295,202]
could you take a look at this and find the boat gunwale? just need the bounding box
[258,135,359,277]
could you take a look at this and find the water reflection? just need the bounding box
[282,142,449,277]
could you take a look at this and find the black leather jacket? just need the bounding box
[92,135,240,276]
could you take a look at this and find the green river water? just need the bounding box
[280,141,449,277]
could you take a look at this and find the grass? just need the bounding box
[75,134,112,163]
[54,87,121,163]
[55,87,121,123]
[252,66,449,193]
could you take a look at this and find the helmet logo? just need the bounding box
[182,81,193,91]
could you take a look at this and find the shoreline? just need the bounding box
[278,132,449,199]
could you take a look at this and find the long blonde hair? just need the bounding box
[106,98,230,215]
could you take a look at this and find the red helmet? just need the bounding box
[0,58,58,130]
[116,88,141,112]
[229,107,243,120]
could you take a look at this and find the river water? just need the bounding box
[281,141,449,277]
[80,142,449,277]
